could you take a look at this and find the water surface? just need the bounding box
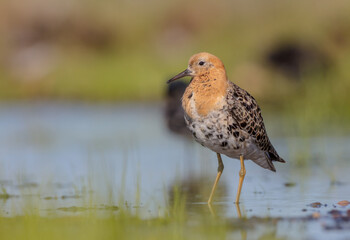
[0,102,349,239]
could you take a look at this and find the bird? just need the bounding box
[167,52,285,204]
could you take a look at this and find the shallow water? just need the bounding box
[0,102,349,239]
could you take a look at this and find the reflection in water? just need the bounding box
[207,202,243,219]
[167,174,285,240]
[235,203,243,218]
[168,174,227,205]
[211,202,248,239]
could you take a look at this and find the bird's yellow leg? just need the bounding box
[235,155,246,204]
[208,153,224,204]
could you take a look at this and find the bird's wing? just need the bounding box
[226,82,285,163]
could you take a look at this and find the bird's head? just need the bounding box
[167,52,226,84]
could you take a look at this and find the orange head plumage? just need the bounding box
[168,52,229,117]
[167,52,227,84]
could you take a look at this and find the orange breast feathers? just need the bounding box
[182,71,228,118]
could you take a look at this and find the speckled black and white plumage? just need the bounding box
[185,81,285,171]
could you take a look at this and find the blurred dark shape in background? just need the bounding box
[264,41,331,81]
[165,81,191,137]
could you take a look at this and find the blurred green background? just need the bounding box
[1,0,350,124]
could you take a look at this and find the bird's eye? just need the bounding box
[198,61,205,66]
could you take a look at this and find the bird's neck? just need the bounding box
[183,70,228,118]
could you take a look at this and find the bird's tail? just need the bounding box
[266,148,285,163]
[252,147,285,172]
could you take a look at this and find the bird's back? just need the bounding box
[225,81,285,171]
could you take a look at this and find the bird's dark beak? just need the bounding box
[167,69,193,84]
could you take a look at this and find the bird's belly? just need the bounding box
[186,115,239,158]
[186,114,264,161]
